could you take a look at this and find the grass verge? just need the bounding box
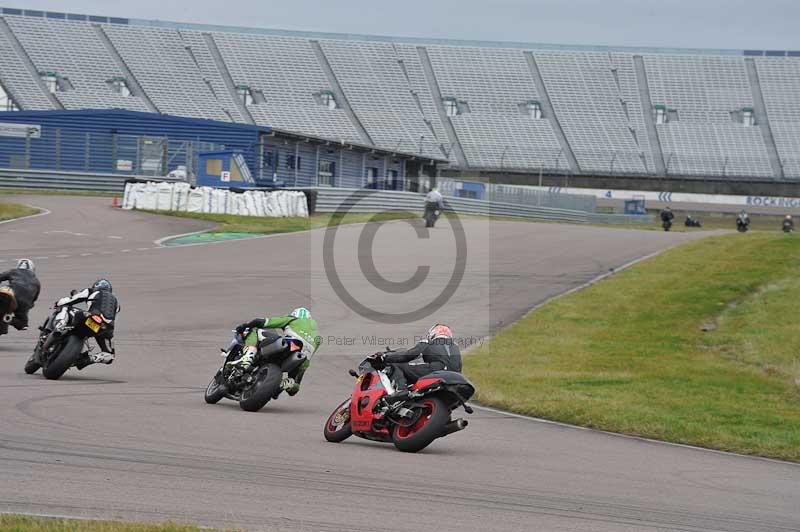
[0,515,230,531]
[0,200,39,221]
[140,209,419,234]
[465,232,800,461]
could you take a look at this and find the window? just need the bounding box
[318,160,335,186]
[314,89,338,110]
[286,154,301,170]
[205,159,222,176]
[443,97,458,117]
[654,105,667,124]
[366,167,378,188]
[525,100,542,119]
[107,76,131,97]
[742,108,755,126]
[236,85,253,106]
[40,72,58,94]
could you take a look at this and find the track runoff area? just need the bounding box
[0,194,798,532]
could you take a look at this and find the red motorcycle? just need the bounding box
[324,353,475,453]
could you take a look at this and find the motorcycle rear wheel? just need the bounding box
[238,363,282,412]
[204,371,227,404]
[324,398,353,443]
[391,396,450,453]
[42,335,83,380]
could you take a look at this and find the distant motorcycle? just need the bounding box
[662,219,672,231]
[783,220,794,233]
[204,329,308,412]
[685,216,702,228]
[736,215,750,233]
[323,352,475,453]
[0,281,18,337]
[424,203,441,228]
[26,303,115,379]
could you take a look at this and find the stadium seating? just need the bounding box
[756,58,800,177]
[534,51,653,173]
[4,16,150,112]
[0,11,799,181]
[211,32,362,142]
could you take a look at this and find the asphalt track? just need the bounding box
[1,196,798,532]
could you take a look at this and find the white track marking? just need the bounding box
[107,235,123,239]
[0,205,50,225]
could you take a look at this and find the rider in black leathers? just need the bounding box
[660,207,675,224]
[376,324,462,390]
[34,279,119,369]
[0,259,40,333]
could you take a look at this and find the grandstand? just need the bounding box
[0,7,799,182]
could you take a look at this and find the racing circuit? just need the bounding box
[1,196,799,532]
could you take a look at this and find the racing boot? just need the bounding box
[227,346,257,370]
[75,351,115,370]
[281,377,300,396]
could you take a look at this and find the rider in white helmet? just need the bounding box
[230,307,321,396]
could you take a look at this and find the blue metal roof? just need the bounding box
[0,108,272,135]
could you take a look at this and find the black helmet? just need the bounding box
[92,279,112,292]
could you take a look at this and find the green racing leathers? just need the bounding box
[238,315,321,394]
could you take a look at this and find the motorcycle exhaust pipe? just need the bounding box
[443,418,468,436]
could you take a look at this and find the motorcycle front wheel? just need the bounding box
[323,398,353,443]
[204,370,227,404]
[238,363,282,412]
[42,335,83,380]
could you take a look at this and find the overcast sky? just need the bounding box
[16,0,798,50]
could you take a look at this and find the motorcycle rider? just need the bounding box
[0,259,40,333]
[783,214,794,232]
[424,187,444,215]
[230,307,320,396]
[737,210,751,231]
[660,206,674,226]
[32,278,119,370]
[373,324,462,392]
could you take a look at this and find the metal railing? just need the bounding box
[310,187,652,225]
[0,168,178,193]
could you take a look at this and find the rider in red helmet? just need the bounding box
[376,323,462,390]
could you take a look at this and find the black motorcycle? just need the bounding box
[25,304,115,379]
[736,216,750,233]
[204,329,308,412]
[662,219,672,231]
[685,216,702,228]
[0,281,17,337]
[424,203,441,228]
[783,220,794,233]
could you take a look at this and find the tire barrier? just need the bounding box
[122,181,309,218]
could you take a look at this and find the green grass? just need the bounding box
[465,232,800,461]
[0,200,38,221]
[0,515,231,532]
[141,209,419,234]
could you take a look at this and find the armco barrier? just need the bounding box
[0,168,132,192]
[310,188,653,225]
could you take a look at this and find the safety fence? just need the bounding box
[122,181,309,217]
[310,187,652,225]
[438,177,597,212]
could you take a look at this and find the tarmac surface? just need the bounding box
[1,196,798,532]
